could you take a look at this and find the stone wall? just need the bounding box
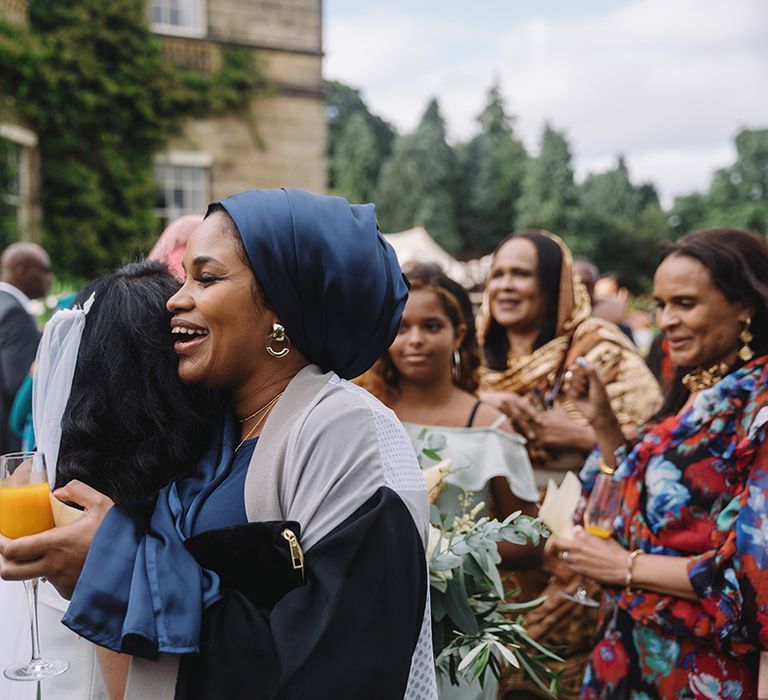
[0,0,27,26]
[159,0,326,195]
[207,0,321,54]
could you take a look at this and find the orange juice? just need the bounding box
[585,523,613,539]
[0,482,55,538]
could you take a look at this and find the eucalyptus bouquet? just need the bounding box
[415,429,561,696]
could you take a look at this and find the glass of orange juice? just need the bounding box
[560,473,625,608]
[584,473,624,540]
[0,451,70,681]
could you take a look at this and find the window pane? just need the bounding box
[154,163,209,227]
[150,0,203,31]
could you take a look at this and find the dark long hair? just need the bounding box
[482,230,564,371]
[655,228,768,417]
[360,264,481,401]
[56,261,223,502]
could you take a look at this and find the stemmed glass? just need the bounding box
[560,472,625,608]
[0,452,70,681]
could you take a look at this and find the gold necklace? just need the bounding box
[236,406,274,452]
[682,362,730,393]
[237,391,284,424]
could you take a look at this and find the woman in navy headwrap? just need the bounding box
[0,189,437,700]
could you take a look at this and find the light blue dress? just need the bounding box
[404,417,539,700]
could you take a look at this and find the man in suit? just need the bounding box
[0,242,52,453]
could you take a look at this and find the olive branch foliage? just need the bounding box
[415,429,561,696]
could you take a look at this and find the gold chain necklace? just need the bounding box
[237,391,284,424]
[681,361,730,393]
[236,406,274,452]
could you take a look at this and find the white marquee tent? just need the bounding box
[382,226,491,288]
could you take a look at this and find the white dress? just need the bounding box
[403,417,539,700]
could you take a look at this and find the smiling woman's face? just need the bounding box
[487,238,545,334]
[167,212,273,389]
[653,253,750,369]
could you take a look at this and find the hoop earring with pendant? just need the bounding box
[266,322,291,358]
[451,349,461,383]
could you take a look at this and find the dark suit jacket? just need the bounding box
[0,289,40,453]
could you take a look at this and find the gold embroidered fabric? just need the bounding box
[479,231,662,699]
[478,231,662,460]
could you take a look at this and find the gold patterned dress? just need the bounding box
[476,231,662,700]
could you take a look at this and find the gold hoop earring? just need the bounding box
[738,318,754,363]
[266,322,291,358]
[452,349,461,383]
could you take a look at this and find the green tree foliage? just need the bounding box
[670,129,768,236]
[375,99,461,252]
[576,157,667,289]
[515,124,580,237]
[457,83,528,255]
[325,81,766,290]
[326,80,395,198]
[0,0,266,278]
[330,111,380,203]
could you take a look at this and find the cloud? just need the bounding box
[324,0,768,203]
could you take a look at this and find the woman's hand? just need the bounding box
[550,526,628,586]
[542,534,575,582]
[0,480,113,600]
[562,358,616,429]
[530,403,596,451]
[563,358,626,463]
[477,390,537,440]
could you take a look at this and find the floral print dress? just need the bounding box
[580,358,768,699]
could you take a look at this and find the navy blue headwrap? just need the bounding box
[214,188,408,379]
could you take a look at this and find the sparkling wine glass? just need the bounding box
[0,451,70,681]
[560,472,624,608]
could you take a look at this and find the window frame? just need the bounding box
[0,123,38,236]
[149,0,207,38]
[153,151,213,230]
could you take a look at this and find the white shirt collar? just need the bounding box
[0,281,32,311]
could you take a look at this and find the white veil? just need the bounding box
[32,293,95,486]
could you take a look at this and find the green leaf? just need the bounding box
[431,591,446,621]
[444,579,478,634]
[492,640,520,669]
[457,640,487,673]
[422,448,443,462]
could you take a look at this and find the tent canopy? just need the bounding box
[383,226,490,288]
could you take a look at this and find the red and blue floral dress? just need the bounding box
[580,358,768,699]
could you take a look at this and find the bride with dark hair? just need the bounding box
[0,260,222,700]
[56,261,221,502]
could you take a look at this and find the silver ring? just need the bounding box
[560,550,569,561]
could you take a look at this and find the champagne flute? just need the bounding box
[0,451,70,681]
[560,472,625,607]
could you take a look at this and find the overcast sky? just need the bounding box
[324,0,768,207]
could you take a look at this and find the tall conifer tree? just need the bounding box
[375,99,460,251]
[457,83,528,254]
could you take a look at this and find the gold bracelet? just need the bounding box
[598,456,616,475]
[625,549,643,596]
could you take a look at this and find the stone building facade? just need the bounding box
[1,0,327,239]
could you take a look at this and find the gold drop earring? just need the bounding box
[738,318,754,363]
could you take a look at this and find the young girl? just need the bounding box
[361,264,541,700]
